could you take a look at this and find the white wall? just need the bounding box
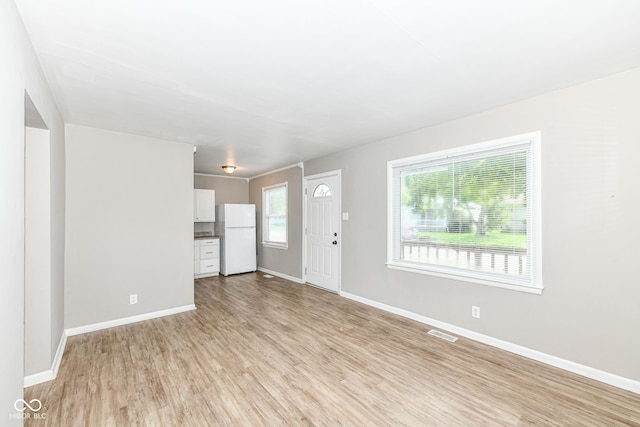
[65,125,194,328]
[25,127,51,375]
[0,0,65,420]
[305,68,640,384]
[194,173,249,204]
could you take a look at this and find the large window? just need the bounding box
[388,132,542,293]
[262,182,288,248]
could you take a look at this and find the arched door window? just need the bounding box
[313,183,332,198]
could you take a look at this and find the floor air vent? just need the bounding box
[263,274,274,278]
[428,329,458,343]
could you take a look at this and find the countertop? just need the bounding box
[194,233,219,240]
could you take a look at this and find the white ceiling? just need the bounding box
[15,0,640,177]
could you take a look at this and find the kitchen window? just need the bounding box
[262,182,288,248]
[387,132,542,293]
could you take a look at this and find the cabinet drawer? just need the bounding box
[199,239,218,246]
[199,244,218,259]
[199,258,219,273]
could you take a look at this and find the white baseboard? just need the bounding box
[341,291,640,395]
[50,330,67,378]
[25,305,196,387]
[257,267,304,284]
[65,304,197,337]
[24,370,54,388]
[195,272,219,279]
[24,331,67,388]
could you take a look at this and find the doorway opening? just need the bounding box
[24,92,52,380]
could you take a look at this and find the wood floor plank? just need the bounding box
[25,273,640,426]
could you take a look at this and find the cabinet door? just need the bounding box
[194,189,215,222]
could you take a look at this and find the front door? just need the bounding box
[305,172,341,292]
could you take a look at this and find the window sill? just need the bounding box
[262,242,288,250]
[386,262,543,295]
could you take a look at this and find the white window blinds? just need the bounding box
[263,183,288,245]
[388,133,542,291]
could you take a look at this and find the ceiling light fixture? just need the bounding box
[222,165,236,174]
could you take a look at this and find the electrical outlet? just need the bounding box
[471,305,480,319]
[130,294,137,305]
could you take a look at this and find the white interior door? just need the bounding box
[306,172,341,292]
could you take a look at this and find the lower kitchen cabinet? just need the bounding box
[194,238,219,278]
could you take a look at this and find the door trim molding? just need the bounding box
[303,169,342,292]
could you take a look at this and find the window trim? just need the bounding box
[386,131,543,294]
[262,182,288,249]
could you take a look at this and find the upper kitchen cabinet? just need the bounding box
[194,189,215,222]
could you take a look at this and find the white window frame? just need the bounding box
[387,132,543,294]
[262,182,288,249]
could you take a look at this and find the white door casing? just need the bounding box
[305,171,341,292]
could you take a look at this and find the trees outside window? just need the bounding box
[388,132,542,292]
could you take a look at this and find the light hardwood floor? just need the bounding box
[26,273,640,426]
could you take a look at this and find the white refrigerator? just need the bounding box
[215,204,257,276]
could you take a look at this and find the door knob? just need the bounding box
[332,240,337,245]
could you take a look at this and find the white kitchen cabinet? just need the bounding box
[194,238,219,277]
[194,189,215,222]
[199,244,218,259]
[199,258,220,274]
[194,240,199,275]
